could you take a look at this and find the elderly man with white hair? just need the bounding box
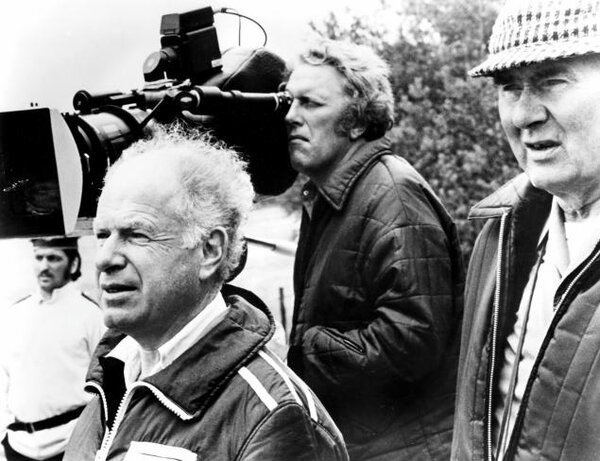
[63,126,348,461]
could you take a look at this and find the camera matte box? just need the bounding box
[0,108,82,239]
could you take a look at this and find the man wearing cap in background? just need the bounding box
[0,237,105,461]
[452,0,600,460]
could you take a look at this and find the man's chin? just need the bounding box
[289,154,310,176]
[102,310,138,332]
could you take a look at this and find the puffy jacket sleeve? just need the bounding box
[64,396,104,461]
[236,403,348,461]
[296,167,463,393]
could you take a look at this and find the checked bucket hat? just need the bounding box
[470,0,600,77]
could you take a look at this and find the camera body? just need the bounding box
[143,7,222,83]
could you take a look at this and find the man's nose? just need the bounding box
[38,258,50,270]
[95,236,126,273]
[284,99,301,127]
[510,87,548,130]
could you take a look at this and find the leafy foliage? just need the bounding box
[280,0,522,261]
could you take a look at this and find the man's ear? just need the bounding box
[349,124,366,141]
[69,256,79,276]
[198,228,227,281]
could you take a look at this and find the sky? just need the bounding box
[0,0,389,112]
[0,0,395,307]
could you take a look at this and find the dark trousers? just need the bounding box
[2,437,63,461]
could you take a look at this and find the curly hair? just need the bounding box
[298,39,394,140]
[104,124,254,284]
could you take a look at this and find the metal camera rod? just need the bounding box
[173,86,292,116]
[73,84,292,125]
[72,81,182,113]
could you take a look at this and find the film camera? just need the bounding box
[0,6,296,239]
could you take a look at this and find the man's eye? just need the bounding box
[95,231,109,241]
[130,232,150,241]
[500,83,521,93]
[298,97,321,108]
[542,78,567,87]
[497,84,521,101]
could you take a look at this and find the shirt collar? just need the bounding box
[540,199,569,278]
[540,197,600,278]
[32,281,77,304]
[109,292,229,387]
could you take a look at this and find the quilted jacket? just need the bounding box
[452,174,600,461]
[64,285,348,461]
[287,136,465,460]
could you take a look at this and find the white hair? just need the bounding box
[104,124,254,283]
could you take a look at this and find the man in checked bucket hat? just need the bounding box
[452,0,600,460]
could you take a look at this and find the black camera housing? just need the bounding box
[143,7,222,84]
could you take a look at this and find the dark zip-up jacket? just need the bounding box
[452,174,600,461]
[64,286,348,461]
[288,136,465,460]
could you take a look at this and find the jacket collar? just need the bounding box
[469,173,551,220]
[107,293,228,386]
[87,285,274,419]
[469,173,554,329]
[316,136,392,211]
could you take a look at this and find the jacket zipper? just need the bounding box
[91,381,194,461]
[95,388,131,461]
[487,210,509,461]
[87,382,109,424]
[504,244,600,458]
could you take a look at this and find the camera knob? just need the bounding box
[143,52,165,81]
[143,47,179,82]
[174,90,201,111]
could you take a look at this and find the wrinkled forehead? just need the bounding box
[491,54,600,83]
[286,63,349,97]
[101,156,180,201]
[95,176,184,236]
[492,60,570,83]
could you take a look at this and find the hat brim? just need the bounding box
[469,37,600,77]
[31,237,79,250]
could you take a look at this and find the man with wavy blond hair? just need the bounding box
[284,39,465,460]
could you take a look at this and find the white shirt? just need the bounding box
[494,199,600,458]
[108,293,229,388]
[0,282,105,460]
